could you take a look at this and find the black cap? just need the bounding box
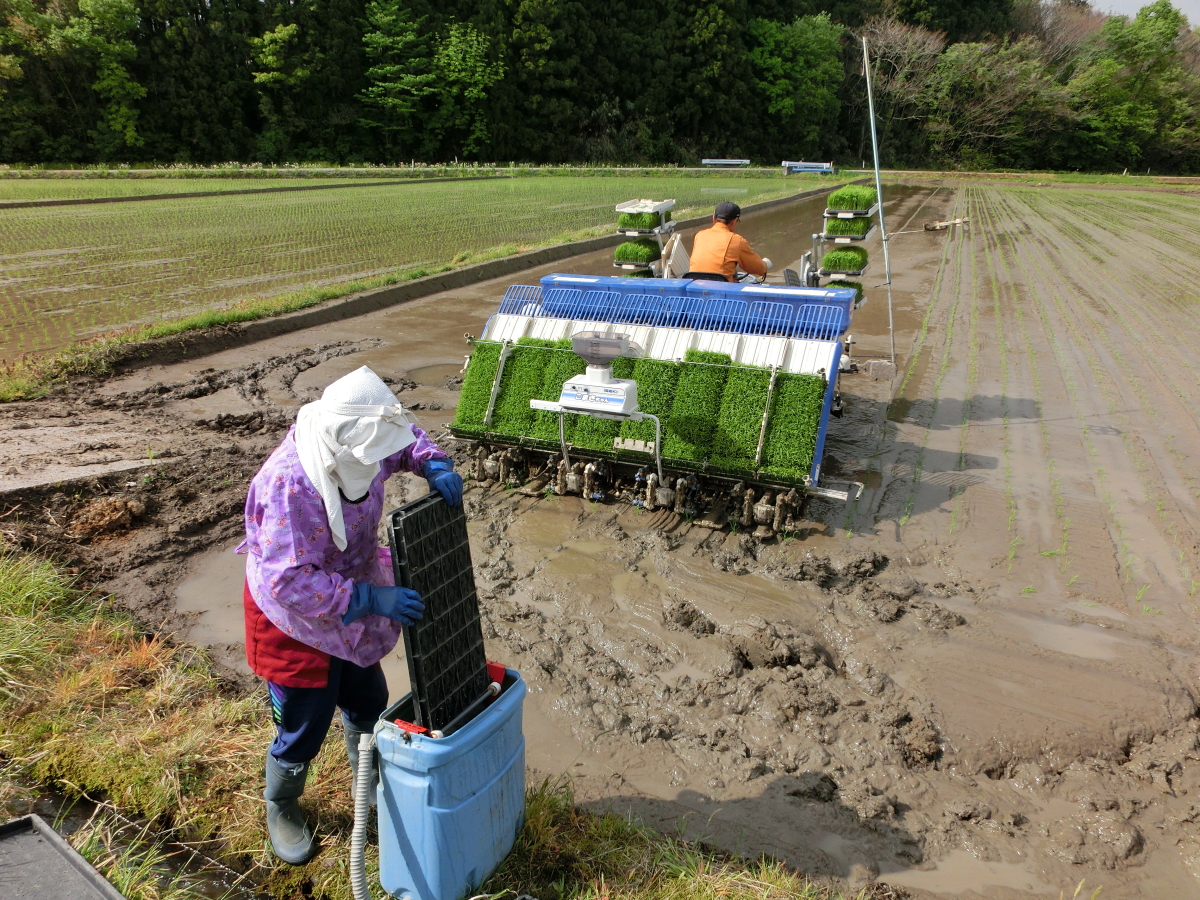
[714,201,741,222]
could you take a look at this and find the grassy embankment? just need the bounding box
[0,550,860,900]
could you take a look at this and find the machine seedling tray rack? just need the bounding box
[820,263,870,277]
[387,493,490,734]
[819,225,876,243]
[825,203,879,218]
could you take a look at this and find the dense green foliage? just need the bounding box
[617,211,674,230]
[824,216,871,235]
[663,350,732,462]
[762,372,826,478]
[614,239,661,264]
[821,246,869,272]
[710,364,772,469]
[6,0,1197,172]
[453,340,501,433]
[826,185,877,210]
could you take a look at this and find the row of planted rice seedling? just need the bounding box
[454,339,827,481]
[1,176,802,355]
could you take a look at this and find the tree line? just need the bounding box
[1,0,1198,172]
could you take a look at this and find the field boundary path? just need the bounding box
[87,180,865,374]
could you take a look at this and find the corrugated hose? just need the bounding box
[350,730,376,900]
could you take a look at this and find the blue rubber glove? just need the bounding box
[423,457,463,507]
[342,583,425,626]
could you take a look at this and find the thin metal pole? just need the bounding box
[862,36,895,366]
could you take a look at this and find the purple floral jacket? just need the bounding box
[237,425,445,667]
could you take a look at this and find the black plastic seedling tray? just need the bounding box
[0,814,127,899]
[387,493,490,733]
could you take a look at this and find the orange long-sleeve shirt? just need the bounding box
[689,221,767,280]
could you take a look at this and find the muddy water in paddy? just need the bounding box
[7,183,1200,898]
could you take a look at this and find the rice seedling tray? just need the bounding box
[387,494,491,733]
[820,225,876,243]
[0,814,126,900]
[820,264,870,277]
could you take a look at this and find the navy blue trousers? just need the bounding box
[267,658,389,764]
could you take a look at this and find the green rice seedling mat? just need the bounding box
[617,211,672,230]
[821,246,869,274]
[614,239,661,264]
[823,217,872,237]
[453,341,827,482]
[826,184,877,212]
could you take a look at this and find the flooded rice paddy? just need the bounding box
[4,181,1200,898]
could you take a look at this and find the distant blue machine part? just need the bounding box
[498,280,851,341]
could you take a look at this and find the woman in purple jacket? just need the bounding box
[238,365,462,864]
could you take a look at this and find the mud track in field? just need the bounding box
[5,184,1200,898]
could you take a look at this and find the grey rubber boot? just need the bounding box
[264,754,317,865]
[344,723,378,806]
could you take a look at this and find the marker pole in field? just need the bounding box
[863,36,895,366]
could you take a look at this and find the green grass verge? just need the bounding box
[821,246,868,272]
[823,216,871,236]
[827,184,877,210]
[614,239,661,264]
[0,550,862,900]
[664,350,732,461]
[710,364,771,469]
[762,373,827,479]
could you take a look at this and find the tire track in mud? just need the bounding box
[891,188,992,548]
[847,188,965,535]
[985,188,1191,612]
[1001,189,1200,596]
[876,191,972,536]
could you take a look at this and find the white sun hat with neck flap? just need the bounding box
[295,365,417,550]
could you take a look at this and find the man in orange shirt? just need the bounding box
[689,202,771,281]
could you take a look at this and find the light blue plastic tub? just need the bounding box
[374,669,526,900]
